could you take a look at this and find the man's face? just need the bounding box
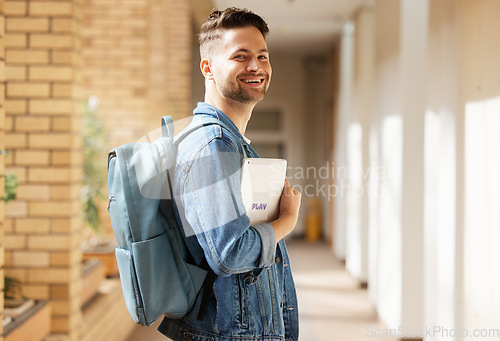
[208,26,272,105]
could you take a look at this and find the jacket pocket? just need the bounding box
[238,274,248,329]
[238,272,258,329]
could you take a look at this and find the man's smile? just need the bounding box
[239,76,266,87]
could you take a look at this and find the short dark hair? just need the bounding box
[199,7,269,58]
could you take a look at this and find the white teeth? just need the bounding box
[243,79,262,83]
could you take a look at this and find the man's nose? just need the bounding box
[246,57,259,72]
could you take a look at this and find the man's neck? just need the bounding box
[205,95,255,136]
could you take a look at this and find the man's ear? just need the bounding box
[200,59,214,80]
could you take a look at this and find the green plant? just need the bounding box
[3,276,23,300]
[81,96,108,241]
[2,173,19,203]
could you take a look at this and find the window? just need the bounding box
[246,107,286,159]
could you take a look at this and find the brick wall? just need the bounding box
[82,0,193,236]
[83,0,192,146]
[1,0,194,339]
[149,0,193,120]
[0,2,5,340]
[82,0,151,148]
[3,0,83,340]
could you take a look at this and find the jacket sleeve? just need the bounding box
[176,136,277,277]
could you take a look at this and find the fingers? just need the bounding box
[284,177,300,197]
[283,177,293,196]
[283,177,290,195]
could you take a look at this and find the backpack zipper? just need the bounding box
[107,195,115,211]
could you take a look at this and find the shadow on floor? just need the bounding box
[287,239,396,341]
[125,239,395,341]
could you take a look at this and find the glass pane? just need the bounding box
[251,143,285,159]
[247,108,281,132]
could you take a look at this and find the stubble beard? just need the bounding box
[221,76,269,105]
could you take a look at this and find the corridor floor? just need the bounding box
[126,240,396,341]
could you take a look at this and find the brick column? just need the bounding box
[83,0,192,236]
[0,2,5,340]
[83,0,192,145]
[82,0,152,148]
[82,0,151,237]
[4,0,83,340]
[149,0,192,120]
[164,0,192,118]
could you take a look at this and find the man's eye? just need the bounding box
[234,55,246,60]
[258,55,268,60]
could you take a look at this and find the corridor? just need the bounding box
[1,0,499,340]
[126,240,396,341]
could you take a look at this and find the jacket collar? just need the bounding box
[193,102,249,146]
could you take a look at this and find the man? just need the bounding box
[158,7,301,340]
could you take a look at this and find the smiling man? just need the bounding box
[201,11,272,133]
[157,8,301,341]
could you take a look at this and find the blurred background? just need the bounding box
[0,0,499,340]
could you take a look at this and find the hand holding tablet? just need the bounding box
[240,158,287,225]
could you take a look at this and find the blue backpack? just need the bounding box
[107,116,227,326]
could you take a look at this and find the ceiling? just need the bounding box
[210,0,367,55]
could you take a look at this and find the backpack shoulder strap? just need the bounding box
[161,116,174,139]
[165,116,247,157]
[172,117,231,141]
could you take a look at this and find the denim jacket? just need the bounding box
[158,103,299,340]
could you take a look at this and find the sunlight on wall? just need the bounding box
[334,21,355,259]
[345,122,363,279]
[464,96,500,331]
[368,124,380,306]
[424,108,457,332]
[376,114,402,328]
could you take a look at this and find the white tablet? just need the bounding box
[241,157,287,225]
